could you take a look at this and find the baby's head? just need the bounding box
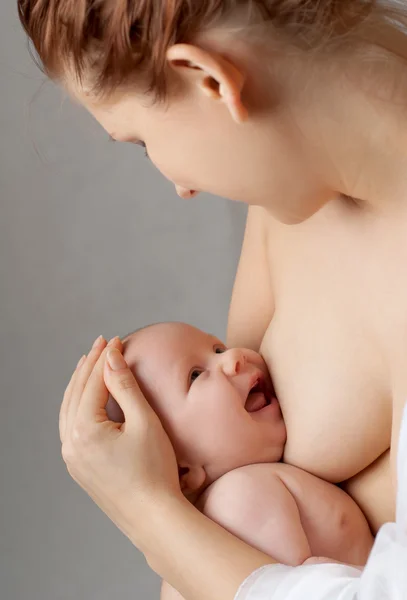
[108,322,286,498]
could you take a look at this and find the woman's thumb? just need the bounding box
[104,348,151,422]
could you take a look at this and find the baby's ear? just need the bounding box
[178,464,206,498]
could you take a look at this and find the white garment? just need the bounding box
[235,405,407,600]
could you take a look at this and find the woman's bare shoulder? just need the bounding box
[227,206,275,351]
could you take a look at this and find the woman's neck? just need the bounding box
[285,51,407,217]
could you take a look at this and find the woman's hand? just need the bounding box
[59,337,279,600]
[59,336,182,550]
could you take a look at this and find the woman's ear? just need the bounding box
[178,464,207,498]
[167,44,249,124]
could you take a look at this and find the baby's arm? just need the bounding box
[161,466,311,600]
[199,466,312,566]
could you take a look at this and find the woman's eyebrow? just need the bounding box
[124,137,142,144]
[108,133,141,144]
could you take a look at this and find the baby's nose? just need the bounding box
[220,349,246,376]
[175,185,199,200]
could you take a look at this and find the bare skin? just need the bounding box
[58,13,407,599]
[109,323,372,600]
[229,198,407,533]
[161,461,373,600]
[68,36,407,538]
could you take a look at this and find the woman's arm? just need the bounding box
[151,208,276,598]
[161,580,185,600]
[137,494,275,600]
[227,205,274,350]
[159,467,312,600]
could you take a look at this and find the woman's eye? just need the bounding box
[136,141,149,159]
[214,345,227,354]
[190,369,203,384]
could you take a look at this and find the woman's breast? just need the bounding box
[342,450,395,534]
[262,303,392,483]
[260,203,397,484]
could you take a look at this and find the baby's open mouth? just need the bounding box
[245,378,272,413]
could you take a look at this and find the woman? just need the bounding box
[18,1,407,598]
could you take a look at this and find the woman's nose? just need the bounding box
[175,185,199,200]
[219,349,246,377]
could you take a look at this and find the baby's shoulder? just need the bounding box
[196,463,299,513]
[196,462,321,513]
[195,463,318,543]
[203,463,282,493]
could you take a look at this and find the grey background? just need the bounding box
[1,4,247,600]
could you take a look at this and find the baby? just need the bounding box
[106,322,373,598]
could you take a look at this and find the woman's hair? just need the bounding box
[17,0,407,100]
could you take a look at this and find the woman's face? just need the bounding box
[69,44,336,223]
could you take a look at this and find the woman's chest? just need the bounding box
[260,203,407,482]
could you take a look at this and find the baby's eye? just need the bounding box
[214,345,227,354]
[190,369,203,384]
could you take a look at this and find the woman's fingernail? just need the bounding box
[77,355,86,369]
[107,349,127,371]
[92,335,104,349]
[107,336,120,347]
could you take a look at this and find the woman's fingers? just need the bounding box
[103,348,156,426]
[65,336,108,433]
[58,336,183,543]
[59,354,86,443]
[76,337,123,424]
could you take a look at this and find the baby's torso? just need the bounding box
[259,197,407,530]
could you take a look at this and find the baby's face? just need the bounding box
[123,323,286,484]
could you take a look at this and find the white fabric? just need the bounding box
[235,404,407,600]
